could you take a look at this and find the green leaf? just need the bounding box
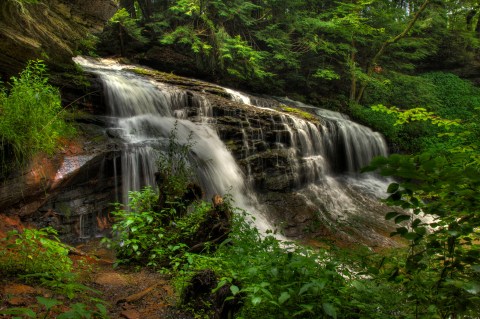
[95,303,108,316]
[322,302,337,318]
[394,215,410,224]
[230,285,240,296]
[413,226,427,235]
[252,296,262,306]
[412,218,422,228]
[278,291,290,305]
[299,283,313,295]
[403,232,419,240]
[36,296,62,310]
[0,308,36,318]
[387,183,400,193]
[462,282,480,295]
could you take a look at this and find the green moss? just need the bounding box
[131,68,231,98]
[280,105,318,122]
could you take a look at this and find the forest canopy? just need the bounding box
[106,0,480,106]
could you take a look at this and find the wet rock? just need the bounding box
[106,128,127,139]
[0,0,117,80]
[0,215,25,238]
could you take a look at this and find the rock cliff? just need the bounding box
[0,0,117,80]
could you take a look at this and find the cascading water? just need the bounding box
[73,57,274,233]
[224,88,393,244]
[73,57,396,245]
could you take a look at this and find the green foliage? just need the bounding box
[24,272,100,300]
[350,103,425,152]
[370,104,460,129]
[105,186,161,265]
[362,72,440,110]
[0,60,75,175]
[105,124,208,268]
[421,72,480,120]
[358,71,480,153]
[111,0,480,100]
[0,227,72,277]
[76,34,100,56]
[0,226,109,317]
[105,186,212,268]
[173,211,440,318]
[363,108,480,318]
[280,105,317,122]
[109,8,148,44]
[156,122,195,198]
[208,215,346,319]
[0,297,109,319]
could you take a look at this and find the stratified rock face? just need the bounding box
[0,0,117,79]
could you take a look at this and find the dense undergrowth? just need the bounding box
[0,60,74,178]
[0,228,108,318]
[104,184,479,318]
[101,116,480,318]
[353,71,480,154]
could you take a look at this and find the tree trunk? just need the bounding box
[137,0,154,21]
[120,0,136,18]
[355,0,431,103]
[349,39,357,101]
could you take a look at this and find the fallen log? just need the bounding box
[116,283,159,304]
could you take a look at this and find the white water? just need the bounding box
[75,57,394,243]
[224,88,393,240]
[74,57,275,234]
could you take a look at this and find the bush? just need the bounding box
[0,60,75,175]
[362,72,440,110]
[0,227,72,276]
[421,72,480,120]
[105,186,214,268]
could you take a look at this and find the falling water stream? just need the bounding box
[73,57,393,243]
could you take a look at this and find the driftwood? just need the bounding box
[116,283,159,304]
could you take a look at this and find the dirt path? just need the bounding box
[1,239,192,319]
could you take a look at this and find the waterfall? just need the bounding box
[74,57,276,234]
[223,88,392,242]
[74,57,395,244]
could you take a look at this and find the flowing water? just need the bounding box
[74,57,393,243]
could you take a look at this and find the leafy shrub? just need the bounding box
[0,296,109,319]
[350,103,429,152]
[174,212,417,318]
[362,72,440,110]
[211,215,346,319]
[156,122,195,198]
[363,107,480,318]
[421,72,480,119]
[0,227,72,276]
[105,186,213,268]
[0,60,75,175]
